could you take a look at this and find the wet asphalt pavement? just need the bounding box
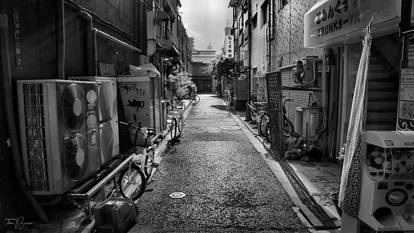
[134,94,307,233]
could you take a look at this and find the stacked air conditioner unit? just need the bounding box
[17,80,101,195]
[71,77,120,165]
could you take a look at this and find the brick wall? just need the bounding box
[271,0,325,138]
[272,0,323,70]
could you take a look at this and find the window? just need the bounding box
[261,0,269,26]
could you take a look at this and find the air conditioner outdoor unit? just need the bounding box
[17,79,101,195]
[71,77,119,165]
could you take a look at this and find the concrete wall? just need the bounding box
[0,0,143,218]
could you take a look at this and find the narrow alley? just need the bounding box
[3,1,414,233]
[133,94,307,232]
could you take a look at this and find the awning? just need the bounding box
[156,39,180,57]
[128,63,161,77]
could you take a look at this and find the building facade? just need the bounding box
[191,48,217,92]
[0,0,192,220]
[230,0,405,162]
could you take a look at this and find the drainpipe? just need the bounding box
[57,0,65,79]
[79,11,96,75]
[0,9,48,223]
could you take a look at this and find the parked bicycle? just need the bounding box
[116,121,159,200]
[189,89,200,105]
[224,89,232,110]
[258,112,272,143]
[168,106,184,141]
[258,98,301,143]
[282,98,295,135]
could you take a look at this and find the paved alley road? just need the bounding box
[134,94,307,233]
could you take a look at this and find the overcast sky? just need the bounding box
[180,0,233,51]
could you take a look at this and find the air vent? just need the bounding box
[22,83,49,191]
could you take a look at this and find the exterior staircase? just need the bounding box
[365,44,399,131]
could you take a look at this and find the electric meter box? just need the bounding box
[117,74,162,146]
[359,131,414,232]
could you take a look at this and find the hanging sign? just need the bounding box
[224,35,234,59]
[304,0,400,48]
[397,69,414,131]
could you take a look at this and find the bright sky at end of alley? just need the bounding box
[180,0,233,51]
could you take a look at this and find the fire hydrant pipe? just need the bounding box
[0,12,48,222]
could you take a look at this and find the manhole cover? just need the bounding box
[169,192,186,199]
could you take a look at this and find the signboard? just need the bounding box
[304,0,400,48]
[397,69,414,131]
[224,35,234,58]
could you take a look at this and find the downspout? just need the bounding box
[79,11,96,75]
[57,0,65,79]
[0,9,48,223]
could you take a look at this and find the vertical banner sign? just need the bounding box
[225,35,234,58]
[397,69,414,131]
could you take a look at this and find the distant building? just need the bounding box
[191,45,217,92]
[188,37,195,52]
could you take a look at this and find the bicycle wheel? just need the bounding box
[175,118,182,138]
[192,95,200,105]
[172,118,181,139]
[283,115,295,135]
[144,147,155,179]
[170,118,177,140]
[118,163,146,200]
[265,122,272,143]
[258,113,269,136]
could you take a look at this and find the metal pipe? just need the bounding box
[86,155,133,197]
[94,28,141,53]
[57,0,65,79]
[79,11,141,76]
[92,29,98,75]
[65,0,134,41]
[0,12,48,223]
[79,10,95,75]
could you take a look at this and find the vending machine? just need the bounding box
[357,131,414,232]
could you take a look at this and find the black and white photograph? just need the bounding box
[0,0,414,232]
